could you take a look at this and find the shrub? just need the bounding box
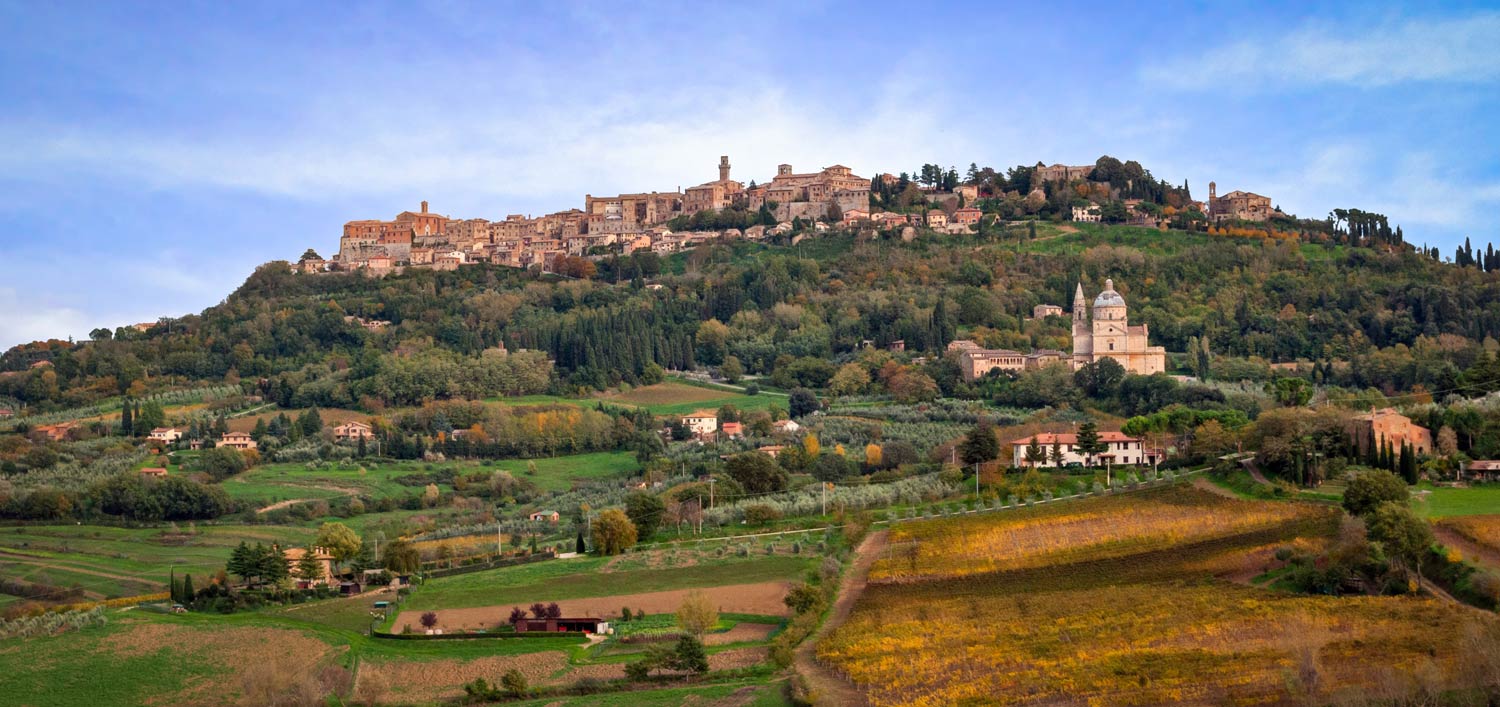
[500,668,528,695]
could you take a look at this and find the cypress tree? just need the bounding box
[182,574,195,602]
[121,399,134,437]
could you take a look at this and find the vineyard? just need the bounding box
[868,485,1333,581]
[820,488,1498,706]
[1441,515,1500,554]
[0,384,244,431]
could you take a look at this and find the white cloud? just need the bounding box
[1142,12,1500,90]
[0,70,982,217]
[0,288,93,348]
[1211,143,1500,245]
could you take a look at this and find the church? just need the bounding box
[1071,279,1166,375]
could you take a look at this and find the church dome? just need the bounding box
[1093,278,1126,308]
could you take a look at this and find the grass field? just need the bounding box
[597,380,785,416]
[0,525,313,600]
[220,450,642,507]
[403,553,815,611]
[1417,483,1500,518]
[490,451,641,491]
[822,486,1497,706]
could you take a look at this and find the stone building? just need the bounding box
[1071,279,1166,375]
[1033,163,1094,184]
[1349,408,1432,456]
[748,163,868,221]
[682,156,745,214]
[1208,182,1274,222]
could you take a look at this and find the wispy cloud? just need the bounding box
[1142,12,1500,90]
[0,72,979,215]
[1243,142,1500,237]
[0,288,92,346]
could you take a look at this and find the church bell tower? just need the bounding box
[719,155,731,182]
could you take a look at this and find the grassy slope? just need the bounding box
[0,524,313,598]
[1418,483,1500,518]
[404,554,814,611]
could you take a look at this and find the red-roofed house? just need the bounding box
[216,432,257,450]
[720,422,744,438]
[139,467,168,478]
[333,421,373,441]
[1009,431,1145,468]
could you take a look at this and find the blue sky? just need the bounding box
[1,0,1498,349]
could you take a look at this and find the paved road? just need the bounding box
[793,529,887,707]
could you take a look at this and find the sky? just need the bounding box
[1,0,1498,349]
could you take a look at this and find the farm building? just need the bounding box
[139,467,168,478]
[514,617,608,634]
[1466,460,1500,481]
[529,510,560,523]
[1009,431,1148,467]
[216,432,257,450]
[682,410,718,435]
[148,427,182,443]
[332,421,373,441]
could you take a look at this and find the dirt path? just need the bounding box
[793,530,887,707]
[1434,525,1500,570]
[1193,477,1240,499]
[255,498,316,514]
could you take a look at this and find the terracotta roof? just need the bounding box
[1011,431,1140,445]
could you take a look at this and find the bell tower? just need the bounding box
[1207,181,1216,215]
[719,156,731,182]
[1072,282,1091,358]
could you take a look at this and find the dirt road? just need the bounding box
[793,530,887,707]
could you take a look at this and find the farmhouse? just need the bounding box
[148,427,182,443]
[216,432,258,450]
[772,419,801,434]
[139,467,168,478]
[34,422,76,442]
[1032,304,1064,319]
[1349,408,1432,456]
[1466,460,1500,481]
[757,445,785,458]
[1009,431,1147,468]
[720,422,744,438]
[529,510,560,523]
[682,410,718,436]
[332,421,373,441]
[283,546,335,588]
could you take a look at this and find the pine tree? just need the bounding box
[227,541,253,585]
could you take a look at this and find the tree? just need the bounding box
[295,547,324,584]
[314,522,362,572]
[675,589,718,637]
[625,491,666,540]
[1366,501,1435,591]
[863,443,882,470]
[419,611,438,630]
[670,634,709,673]
[789,388,819,418]
[181,573,194,602]
[575,530,587,554]
[829,363,871,397]
[382,538,421,574]
[227,541,254,585]
[1025,437,1046,468]
[1343,469,1409,517]
[719,355,744,384]
[1075,422,1106,467]
[500,669,528,696]
[1049,439,1065,468]
[1270,377,1312,407]
[725,451,788,493]
[803,433,821,459]
[959,422,999,467]
[813,453,851,482]
[591,509,638,555]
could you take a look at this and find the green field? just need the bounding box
[0,524,312,599]
[490,451,642,491]
[404,554,814,611]
[1417,483,1500,518]
[511,679,790,706]
[602,380,786,417]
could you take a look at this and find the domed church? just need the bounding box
[1071,279,1166,375]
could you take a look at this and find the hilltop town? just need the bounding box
[305,156,1280,276]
